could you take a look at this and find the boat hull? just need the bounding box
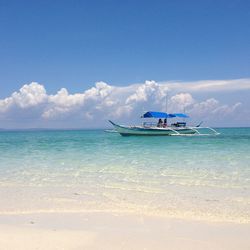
[109,121,196,136]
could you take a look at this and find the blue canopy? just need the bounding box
[172,113,189,118]
[141,111,189,118]
[141,111,173,118]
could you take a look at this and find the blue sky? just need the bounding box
[1,0,250,95]
[0,0,249,128]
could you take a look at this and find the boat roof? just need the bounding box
[141,111,189,118]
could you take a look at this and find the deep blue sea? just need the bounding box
[0,128,249,223]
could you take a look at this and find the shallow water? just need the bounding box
[0,128,249,223]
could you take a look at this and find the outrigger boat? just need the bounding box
[109,111,219,136]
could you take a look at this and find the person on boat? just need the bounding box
[157,119,163,127]
[163,118,167,127]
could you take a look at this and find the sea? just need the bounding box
[0,128,249,223]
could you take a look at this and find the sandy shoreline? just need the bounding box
[0,212,249,250]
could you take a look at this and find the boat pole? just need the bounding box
[165,93,168,125]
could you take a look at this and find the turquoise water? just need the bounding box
[0,128,249,223]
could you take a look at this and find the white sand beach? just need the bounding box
[0,212,249,250]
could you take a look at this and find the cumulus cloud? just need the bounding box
[0,82,47,112]
[169,93,195,111]
[125,80,167,105]
[0,78,249,128]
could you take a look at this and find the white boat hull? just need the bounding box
[109,121,196,136]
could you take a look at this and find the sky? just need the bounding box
[0,0,249,128]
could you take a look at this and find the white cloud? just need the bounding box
[125,80,167,105]
[0,78,249,128]
[170,93,195,111]
[191,98,219,116]
[0,82,47,112]
[161,78,250,93]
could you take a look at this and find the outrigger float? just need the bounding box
[108,111,219,136]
